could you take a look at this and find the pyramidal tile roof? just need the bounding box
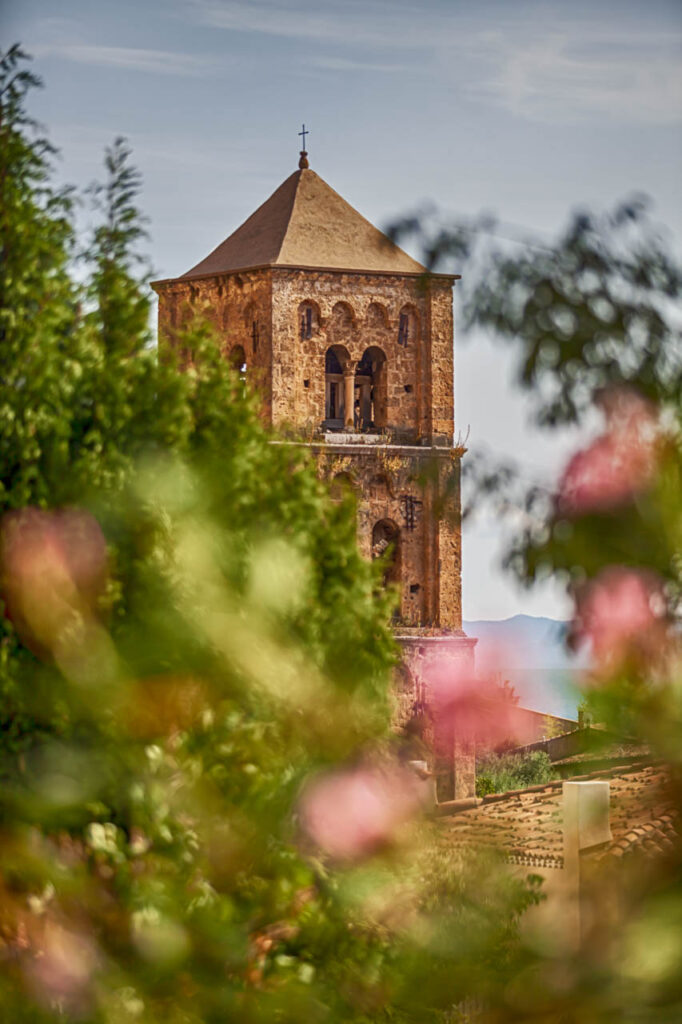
[180,167,425,280]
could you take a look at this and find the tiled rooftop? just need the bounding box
[601,812,678,861]
[438,764,677,868]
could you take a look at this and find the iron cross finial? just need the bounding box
[298,124,310,168]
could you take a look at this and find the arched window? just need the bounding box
[366,302,389,329]
[324,345,350,427]
[398,306,419,347]
[372,519,401,589]
[327,301,355,346]
[356,346,387,431]
[368,473,391,500]
[229,344,247,382]
[329,472,355,502]
[298,301,319,340]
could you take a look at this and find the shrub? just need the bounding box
[476,751,555,797]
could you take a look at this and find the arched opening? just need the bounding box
[329,472,355,503]
[368,473,391,501]
[229,344,247,382]
[355,346,387,431]
[366,302,389,329]
[372,519,401,590]
[324,344,351,429]
[298,300,320,340]
[329,301,355,334]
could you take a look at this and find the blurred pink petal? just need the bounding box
[426,655,524,748]
[571,566,667,674]
[0,507,108,658]
[26,921,97,1014]
[557,389,659,514]
[299,764,422,861]
[48,508,109,605]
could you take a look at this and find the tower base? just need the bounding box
[395,631,478,802]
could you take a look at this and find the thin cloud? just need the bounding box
[35,44,216,78]
[53,123,251,172]
[190,0,439,47]
[464,27,682,125]
[310,56,412,74]
[190,1,682,124]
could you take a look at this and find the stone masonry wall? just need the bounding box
[429,280,456,446]
[316,444,463,629]
[155,267,456,447]
[272,269,454,443]
[436,453,463,629]
[153,270,274,421]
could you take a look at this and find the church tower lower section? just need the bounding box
[316,441,463,630]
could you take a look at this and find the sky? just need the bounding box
[4,0,682,621]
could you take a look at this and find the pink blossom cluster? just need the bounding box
[557,389,659,515]
[426,655,527,748]
[298,763,424,862]
[554,389,672,678]
[571,566,668,678]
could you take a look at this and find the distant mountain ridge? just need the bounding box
[462,614,585,719]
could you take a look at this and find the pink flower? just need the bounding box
[298,764,423,861]
[425,655,524,748]
[571,566,667,674]
[0,507,108,658]
[557,389,659,515]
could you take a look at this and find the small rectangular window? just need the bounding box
[410,583,421,594]
[303,379,310,388]
[404,384,413,394]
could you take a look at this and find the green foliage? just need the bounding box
[476,751,555,797]
[0,44,395,722]
[468,199,682,427]
[542,715,567,739]
[0,46,535,1022]
[393,158,682,1020]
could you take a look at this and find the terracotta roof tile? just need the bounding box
[439,764,678,867]
[177,168,425,280]
[599,811,679,862]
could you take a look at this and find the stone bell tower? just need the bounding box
[152,149,477,797]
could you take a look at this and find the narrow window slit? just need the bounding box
[398,312,409,346]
